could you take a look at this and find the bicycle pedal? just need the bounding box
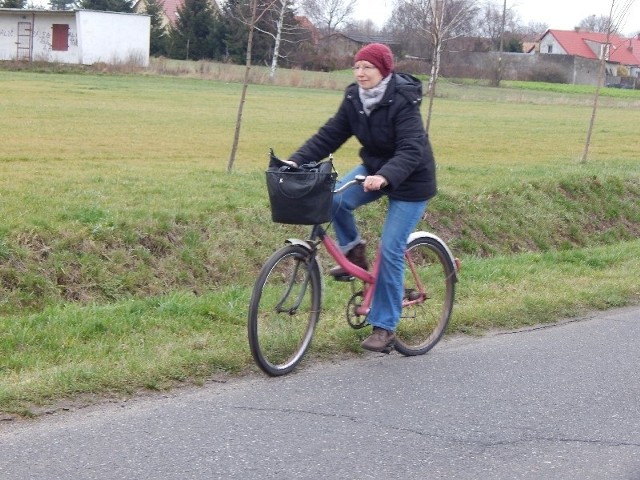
[404,288,421,301]
[331,273,354,282]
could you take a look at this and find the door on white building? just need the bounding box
[16,21,32,60]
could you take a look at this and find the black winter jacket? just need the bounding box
[290,73,437,201]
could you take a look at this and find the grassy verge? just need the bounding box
[0,172,637,312]
[0,64,638,417]
[2,240,637,417]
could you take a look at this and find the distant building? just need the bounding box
[533,29,640,78]
[295,15,320,44]
[0,8,150,66]
[132,0,221,28]
[317,32,400,58]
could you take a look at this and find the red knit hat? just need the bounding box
[354,43,394,77]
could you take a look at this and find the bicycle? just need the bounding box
[248,174,459,376]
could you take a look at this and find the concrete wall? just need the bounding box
[0,10,79,63]
[77,10,149,66]
[441,51,604,86]
[0,9,149,66]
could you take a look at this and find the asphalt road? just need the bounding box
[1,306,639,480]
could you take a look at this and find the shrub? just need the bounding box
[395,58,430,75]
[528,65,568,84]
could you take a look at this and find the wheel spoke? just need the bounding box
[394,238,455,356]
[248,246,321,376]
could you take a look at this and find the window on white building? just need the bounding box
[52,24,69,51]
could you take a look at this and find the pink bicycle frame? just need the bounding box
[319,233,426,316]
[321,234,376,316]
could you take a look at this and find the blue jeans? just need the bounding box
[332,165,428,331]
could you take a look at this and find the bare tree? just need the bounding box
[300,0,357,36]
[476,0,526,85]
[581,0,635,163]
[422,0,479,132]
[227,0,278,173]
[268,0,291,78]
[476,0,518,47]
[386,0,433,57]
[343,18,382,37]
[248,0,304,79]
[578,14,617,33]
[392,0,477,132]
[518,20,548,39]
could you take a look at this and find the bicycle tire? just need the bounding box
[248,244,322,376]
[394,237,456,356]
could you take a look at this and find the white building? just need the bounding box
[0,8,150,66]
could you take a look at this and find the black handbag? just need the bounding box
[265,150,337,225]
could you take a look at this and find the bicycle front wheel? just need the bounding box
[248,245,322,376]
[394,237,456,356]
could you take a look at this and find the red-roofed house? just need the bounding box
[295,15,320,45]
[133,0,221,28]
[536,29,640,78]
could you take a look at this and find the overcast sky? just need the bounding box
[354,0,640,35]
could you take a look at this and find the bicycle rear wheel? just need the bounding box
[248,245,322,376]
[394,237,456,356]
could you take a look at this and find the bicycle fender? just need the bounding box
[285,238,315,253]
[407,231,459,280]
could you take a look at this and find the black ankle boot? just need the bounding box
[329,242,369,277]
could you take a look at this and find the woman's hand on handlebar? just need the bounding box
[282,159,298,168]
[363,175,388,192]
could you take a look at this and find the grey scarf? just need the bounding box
[359,74,392,116]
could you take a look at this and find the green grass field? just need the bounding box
[0,62,638,416]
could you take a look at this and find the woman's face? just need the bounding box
[353,61,383,90]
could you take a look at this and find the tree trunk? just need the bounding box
[227,0,259,173]
[269,0,287,80]
[425,36,441,133]
[425,0,445,133]
[581,0,616,163]
[580,45,606,163]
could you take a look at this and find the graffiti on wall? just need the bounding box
[0,24,77,54]
[34,27,78,51]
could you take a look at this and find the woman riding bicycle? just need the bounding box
[285,43,437,353]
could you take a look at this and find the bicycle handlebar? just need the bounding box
[333,175,365,194]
